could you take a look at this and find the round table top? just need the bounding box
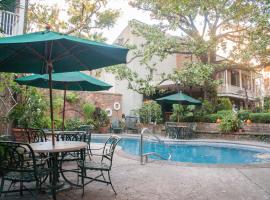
[30,141,88,153]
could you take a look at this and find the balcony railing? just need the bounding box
[0,10,20,36]
[217,84,259,100]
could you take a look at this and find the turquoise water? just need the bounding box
[92,136,270,165]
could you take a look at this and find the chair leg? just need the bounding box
[33,181,39,200]
[107,171,116,195]
[0,178,4,199]
[101,170,106,182]
[81,168,85,197]
[19,181,23,196]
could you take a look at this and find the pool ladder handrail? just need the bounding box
[140,128,172,165]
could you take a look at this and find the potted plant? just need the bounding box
[91,107,110,133]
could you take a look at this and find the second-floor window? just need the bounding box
[231,70,240,87]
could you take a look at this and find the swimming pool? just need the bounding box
[92,135,270,165]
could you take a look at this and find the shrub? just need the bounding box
[238,110,251,121]
[253,106,263,113]
[249,113,270,123]
[170,104,184,122]
[66,92,79,103]
[65,118,83,130]
[200,114,221,123]
[216,97,232,111]
[138,101,162,124]
[9,88,48,128]
[264,97,270,112]
[198,100,215,115]
[92,109,110,129]
[82,103,95,119]
[218,111,240,133]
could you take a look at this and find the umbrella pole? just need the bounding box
[62,89,66,131]
[48,63,55,145]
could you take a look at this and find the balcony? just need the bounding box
[217,84,258,101]
[0,10,20,36]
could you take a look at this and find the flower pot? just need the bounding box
[99,126,108,133]
[246,119,252,125]
[11,128,27,142]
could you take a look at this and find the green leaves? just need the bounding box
[27,0,120,41]
[137,101,162,124]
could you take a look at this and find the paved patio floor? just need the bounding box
[2,142,270,200]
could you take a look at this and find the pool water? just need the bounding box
[92,136,270,165]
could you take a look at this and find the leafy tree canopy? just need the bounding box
[27,0,120,41]
[108,0,270,97]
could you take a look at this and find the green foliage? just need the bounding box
[170,104,184,122]
[53,97,63,117]
[28,0,120,41]
[170,104,195,122]
[66,92,79,104]
[82,103,95,120]
[218,111,240,133]
[196,99,215,116]
[202,114,220,123]
[216,98,232,111]
[109,0,270,99]
[9,88,48,128]
[238,110,251,121]
[129,0,270,67]
[170,63,220,90]
[249,113,270,123]
[138,101,163,124]
[65,118,83,131]
[92,109,110,130]
[263,97,270,111]
[253,106,263,113]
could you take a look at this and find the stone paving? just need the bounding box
[2,142,270,200]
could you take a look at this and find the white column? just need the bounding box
[17,0,26,34]
[239,70,242,89]
[225,70,228,92]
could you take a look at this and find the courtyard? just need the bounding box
[2,141,270,200]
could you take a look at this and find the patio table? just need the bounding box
[30,141,87,200]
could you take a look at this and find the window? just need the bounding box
[231,70,240,86]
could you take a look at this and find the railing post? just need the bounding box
[140,133,143,165]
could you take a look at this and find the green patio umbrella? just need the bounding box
[0,28,128,145]
[156,92,201,122]
[156,92,201,105]
[15,71,112,130]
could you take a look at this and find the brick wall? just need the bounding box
[64,92,122,121]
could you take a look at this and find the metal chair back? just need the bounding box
[101,135,121,170]
[0,141,37,177]
[56,132,86,142]
[26,128,47,143]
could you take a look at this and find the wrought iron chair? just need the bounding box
[25,128,47,143]
[110,120,123,134]
[78,135,121,196]
[77,125,93,158]
[0,141,51,199]
[165,123,177,139]
[57,132,87,187]
[183,123,197,138]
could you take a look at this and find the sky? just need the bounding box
[31,0,153,43]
